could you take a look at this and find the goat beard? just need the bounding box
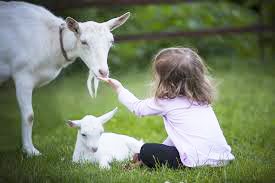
[87,71,99,98]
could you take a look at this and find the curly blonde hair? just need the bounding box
[152,47,216,105]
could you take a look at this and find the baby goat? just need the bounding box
[67,108,143,169]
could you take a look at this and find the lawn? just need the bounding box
[0,57,274,183]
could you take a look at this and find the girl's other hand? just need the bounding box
[98,77,123,93]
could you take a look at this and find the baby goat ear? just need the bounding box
[105,12,130,31]
[98,107,118,124]
[67,120,81,128]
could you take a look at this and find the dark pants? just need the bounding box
[139,143,183,168]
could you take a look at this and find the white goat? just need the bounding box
[0,1,130,156]
[67,108,144,169]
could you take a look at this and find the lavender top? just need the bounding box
[118,87,235,167]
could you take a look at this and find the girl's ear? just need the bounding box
[67,120,81,128]
[98,107,118,124]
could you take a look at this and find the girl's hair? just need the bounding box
[152,47,216,105]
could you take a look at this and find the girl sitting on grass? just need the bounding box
[99,47,234,168]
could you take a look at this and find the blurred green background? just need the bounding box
[53,0,274,72]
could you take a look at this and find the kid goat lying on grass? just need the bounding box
[100,47,235,169]
[67,107,143,169]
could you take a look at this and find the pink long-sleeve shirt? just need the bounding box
[118,87,235,167]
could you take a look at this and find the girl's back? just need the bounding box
[157,97,233,166]
[160,97,222,136]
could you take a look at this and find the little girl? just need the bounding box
[100,47,234,168]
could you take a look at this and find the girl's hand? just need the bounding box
[98,77,123,93]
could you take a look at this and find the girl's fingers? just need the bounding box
[98,77,115,86]
[97,77,108,82]
[97,77,122,92]
[98,77,113,85]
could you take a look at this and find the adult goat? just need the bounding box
[0,1,130,156]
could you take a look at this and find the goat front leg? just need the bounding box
[99,157,111,169]
[15,77,40,156]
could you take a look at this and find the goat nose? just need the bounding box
[92,147,98,152]
[99,69,109,78]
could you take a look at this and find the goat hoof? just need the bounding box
[99,163,111,169]
[23,147,41,156]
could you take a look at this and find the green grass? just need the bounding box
[0,58,274,183]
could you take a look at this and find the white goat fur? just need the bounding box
[68,108,144,169]
[0,1,130,156]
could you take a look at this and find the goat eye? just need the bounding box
[81,134,87,137]
[81,40,88,46]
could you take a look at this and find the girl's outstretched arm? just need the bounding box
[99,77,165,117]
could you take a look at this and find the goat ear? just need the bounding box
[98,107,118,124]
[67,120,81,128]
[105,12,130,31]
[66,17,81,35]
